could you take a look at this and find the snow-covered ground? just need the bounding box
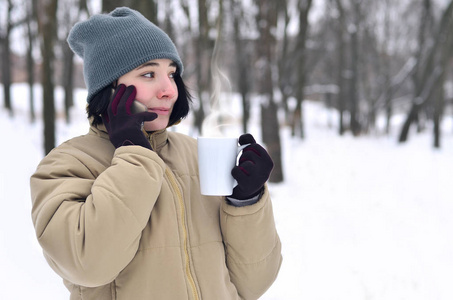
[1,83,452,299]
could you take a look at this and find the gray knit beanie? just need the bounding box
[67,7,183,103]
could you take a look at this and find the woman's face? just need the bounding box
[118,58,179,132]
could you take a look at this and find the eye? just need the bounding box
[142,72,155,78]
[169,72,176,79]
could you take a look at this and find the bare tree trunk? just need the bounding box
[163,0,175,40]
[177,0,198,136]
[175,0,192,65]
[399,0,453,144]
[26,0,38,123]
[432,1,453,148]
[348,0,362,136]
[383,0,392,134]
[432,72,444,148]
[193,0,211,135]
[261,99,283,183]
[334,0,346,136]
[384,77,392,134]
[62,42,74,124]
[60,1,75,124]
[1,0,13,117]
[102,0,127,12]
[60,1,89,124]
[37,0,59,154]
[399,0,433,143]
[399,102,422,143]
[232,0,251,133]
[131,0,158,24]
[276,0,291,120]
[102,0,157,22]
[255,1,283,183]
[292,0,313,138]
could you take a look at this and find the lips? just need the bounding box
[149,107,171,115]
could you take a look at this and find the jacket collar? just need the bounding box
[90,123,110,140]
[145,129,168,151]
[90,122,169,151]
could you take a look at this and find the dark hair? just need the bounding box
[87,73,192,127]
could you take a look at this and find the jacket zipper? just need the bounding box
[165,168,200,300]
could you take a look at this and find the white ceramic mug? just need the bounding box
[197,137,249,196]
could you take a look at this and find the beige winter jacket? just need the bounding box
[30,124,282,300]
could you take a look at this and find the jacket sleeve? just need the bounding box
[30,145,166,287]
[220,185,282,300]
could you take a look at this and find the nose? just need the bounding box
[157,77,177,99]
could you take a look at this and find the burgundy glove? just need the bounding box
[230,134,274,200]
[102,84,158,150]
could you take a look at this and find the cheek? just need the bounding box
[130,83,154,101]
[116,80,153,100]
[134,84,152,100]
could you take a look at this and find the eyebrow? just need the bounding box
[135,61,177,70]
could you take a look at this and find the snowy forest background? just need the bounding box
[1,0,453,183]
[1,0,453,299]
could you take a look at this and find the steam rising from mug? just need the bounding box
[201,19,237,138]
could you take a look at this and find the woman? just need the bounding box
[30,7,282,300]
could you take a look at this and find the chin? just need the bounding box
[144,119,169,132]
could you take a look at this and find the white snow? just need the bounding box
[1,83,452,299]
